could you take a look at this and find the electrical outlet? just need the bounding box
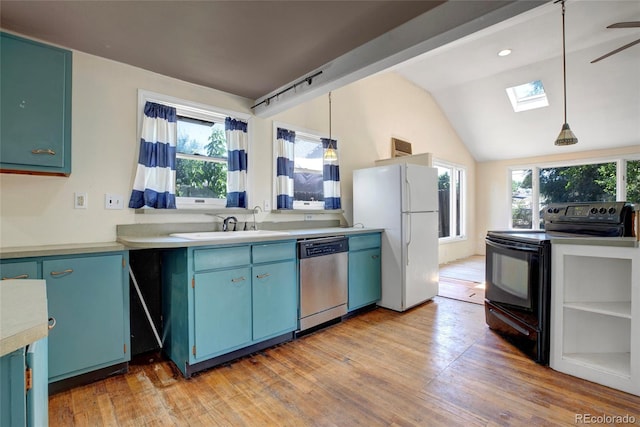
[105,193,124,210]
[74,192,88,209]
[263,199,271,211]
[305,214,313,221]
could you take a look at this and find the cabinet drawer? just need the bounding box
[1,261,40,281]
[349,234,381,251]
[194,246,251,271]
[252,241,296,264]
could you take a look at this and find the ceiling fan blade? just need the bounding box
[591,38,640,63]
[607,22,640,29]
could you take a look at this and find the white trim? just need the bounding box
[272,121,339,211]
[433,159,466,240]
[136,89,252,209]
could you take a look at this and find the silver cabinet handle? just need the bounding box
[371,255,379,259]
[231,277,245,283]
[1,274,29,280]
[256,273,271,279]
[50,269,73,276]
[31,149,56,155]
[48,317,56,330]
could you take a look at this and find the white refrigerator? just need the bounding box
[353,163,439,311]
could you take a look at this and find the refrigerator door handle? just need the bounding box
[406,213,412,265]
[405,174,412,213]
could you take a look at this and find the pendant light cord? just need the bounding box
[329,91,332,143]
[561,0,567,124]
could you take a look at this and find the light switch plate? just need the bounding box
[105,193,124,210]
[74,192,88,209]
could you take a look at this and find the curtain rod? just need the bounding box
[251,71,323,110]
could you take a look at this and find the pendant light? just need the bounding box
[324,92,338,161]
[554,0,578,146]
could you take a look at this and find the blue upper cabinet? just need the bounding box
[0,32,72,176]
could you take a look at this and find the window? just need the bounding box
[509,156,640,229]
[138,90,250,208]
[175,115,228,202]
[435,162,465,239]
[292,132,325,209]
[505,80,549,112]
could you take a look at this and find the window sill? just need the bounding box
[438,235,468,245]
[134,207,252,215]
[273,209,344,215]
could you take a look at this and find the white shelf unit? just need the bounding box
[550,244,639,396]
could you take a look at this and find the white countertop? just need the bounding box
[118,227,383,249]
[1,279,49,357]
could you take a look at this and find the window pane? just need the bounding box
[437,167,451,238]
[539,162,616,206]
[293,136,324,203]
[175,159,227,198]
[177,117,227,158]
[627,160,640,204]
[512,169,532,229]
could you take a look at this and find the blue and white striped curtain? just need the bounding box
[225,117,248,208]
[275,128,296,209]
[128,102,177,209]
[322,138,341,210]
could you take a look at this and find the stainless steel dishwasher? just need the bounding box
[298,236,349,331]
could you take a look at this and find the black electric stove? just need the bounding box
[485,201,635,364]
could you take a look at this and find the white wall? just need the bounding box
[0,41,478,264]
[476,145,640,254]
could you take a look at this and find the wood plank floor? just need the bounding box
[49,297,640,426]
[439,255,485,305]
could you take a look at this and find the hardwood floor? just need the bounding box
[49,297,640,426]
[439,255,485,305]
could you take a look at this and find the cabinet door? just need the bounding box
[252,260,297,341]
[348,248,381,311]
[0,261,39,281]
[193,267,252,359]
[26,338,48,427]
[0,32,72,175]
[44,254,127,381]
[0,348,26,427]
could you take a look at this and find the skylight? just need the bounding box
[506,80,549,112]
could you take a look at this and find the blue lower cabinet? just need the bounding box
[193,268,252,359]
[162,241,297,377]
[348,234,382,311]
[252,259,297,342]
[44,253,130,382]
[0,338,48,427]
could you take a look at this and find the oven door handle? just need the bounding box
[486,239,539,254]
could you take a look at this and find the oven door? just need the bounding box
[485,236,540,311]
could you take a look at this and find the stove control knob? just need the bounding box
[599,207,607,214]
[547,208,554,214]
[608,207,616,215]
[590,207,598,214]
[553,208,560,213]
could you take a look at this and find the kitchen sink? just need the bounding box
[169,230,290,240]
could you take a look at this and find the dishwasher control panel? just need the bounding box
[298,237,348,258]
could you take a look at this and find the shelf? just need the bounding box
[564,301,631,319]
[562,352,631,379]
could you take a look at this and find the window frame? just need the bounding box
[433,159,467,242]
[272,121,336,211]
[137,90,251,210]
[507,153,640,230]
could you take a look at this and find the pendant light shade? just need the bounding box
[555,0,578,146]
[324,92,338,161]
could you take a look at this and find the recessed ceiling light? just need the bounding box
[498,49,512,57]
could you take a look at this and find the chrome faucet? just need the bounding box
[222,216,238,232]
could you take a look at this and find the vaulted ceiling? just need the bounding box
[2,0,638,162]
